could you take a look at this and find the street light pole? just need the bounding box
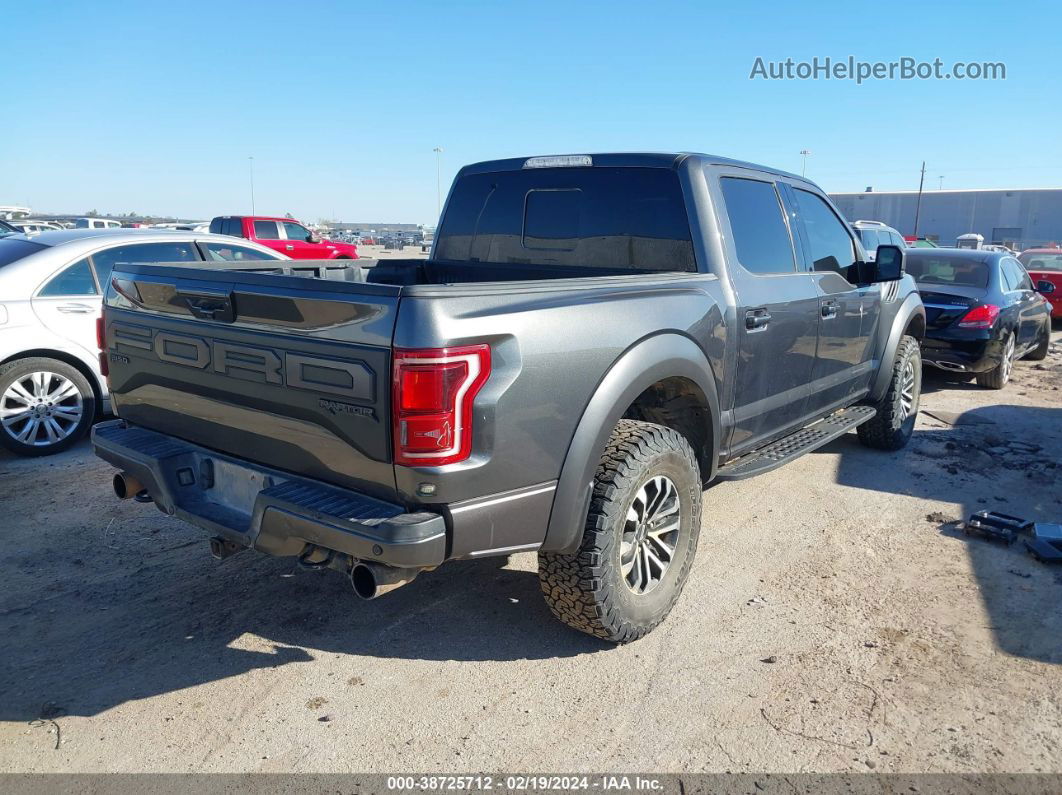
[913,161,927,238]
[938,175,944,190]
[799,149,811,177]
[248,156,256,215]
[433,146,443,220]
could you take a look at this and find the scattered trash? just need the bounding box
[746,596,768,608]
[1007,569,1032,579]
[318,714,335,722]
[962,511,1032,544]
[760,655,778,664]
[961,511,1062,564]
[926,511,954,524]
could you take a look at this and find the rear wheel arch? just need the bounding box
[541,334,721,555]
[870,293,926,402]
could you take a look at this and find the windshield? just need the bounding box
[906,255,990,288]
[434,167,696,272]
[0,237,49,267]
[1019,252,1062,272]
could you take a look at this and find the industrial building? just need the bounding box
[829,188,1062,250]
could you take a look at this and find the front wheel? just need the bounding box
[858,335,921,451]
[538,420,702,643]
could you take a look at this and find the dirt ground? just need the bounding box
[1,331,1060,774]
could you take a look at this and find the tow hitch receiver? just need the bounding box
[209,537,244,560]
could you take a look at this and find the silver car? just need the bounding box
[0,228,286,456]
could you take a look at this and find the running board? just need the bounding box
[716,405,877,481]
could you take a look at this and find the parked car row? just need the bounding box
[209,216,360,260]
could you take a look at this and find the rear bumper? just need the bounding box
[91,420,447,568]
[920,335,1001,373]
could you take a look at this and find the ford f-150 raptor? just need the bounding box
[93,152,926,642]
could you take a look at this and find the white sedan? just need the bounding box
[0,228,286,456]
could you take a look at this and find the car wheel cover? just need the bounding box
[898,358,917,421]
[621,475,681,595]
[1002,334,1015,383]
[0,371,83,446]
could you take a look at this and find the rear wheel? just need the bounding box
[538,420,701,643]
[976,331,1015,389]
[858,335,921,451]
[0,357,96,456]
[1025,323,1051,361]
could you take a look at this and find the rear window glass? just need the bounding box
[39,258,98,296]
[906,255,990,288]
[1019,252,1062,272]
[0,238,48,267]
[434,167,696,272]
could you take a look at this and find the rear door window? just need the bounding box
[253,221,280,239]
[39,259,98,296]
[435,167,696,272]
[90,241,200,287]
[201,242,281,261]
[719,177,795,275]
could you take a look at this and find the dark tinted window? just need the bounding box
[91,241,199,286]
[435,167,695,272]
[719,177,795,274]
[0,238,48,267]
[202,242,280,262]
[39,258,98,296]
[1003,258,1032,290]
[253,221,280,239]
[905,255,990,288]
[209,218,224,234]
[857,229,882,252]
[794,189,857,276]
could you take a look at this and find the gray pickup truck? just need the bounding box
[93,152,926,642]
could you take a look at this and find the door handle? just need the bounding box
[57,303,95,314]
[285,244,295,251]
[821,302,839,319]
[745,308,771,331]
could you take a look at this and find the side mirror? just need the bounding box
[308,233,321,244]
[1036,279,1056,294]
[871,244,905,282]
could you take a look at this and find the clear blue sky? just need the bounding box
[3,0,1059,223]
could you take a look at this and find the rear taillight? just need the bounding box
[96,316,109,378]
[392,344,491,467]
[957,304,1000,329]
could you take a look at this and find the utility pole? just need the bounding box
[799,149,811,178]
[913,161,926,238]
[433,146,444,219]
[938,175,944,190]
[248,156,256,215]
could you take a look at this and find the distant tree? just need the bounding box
[87,209,99,217]
[284,212,295,219]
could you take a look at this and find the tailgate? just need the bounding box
[101,264,402,500]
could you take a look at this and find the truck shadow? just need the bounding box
[817,399,1062,666]
[0,445,606,720]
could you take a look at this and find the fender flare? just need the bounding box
[869,291,926,401]
[541,333,721,554]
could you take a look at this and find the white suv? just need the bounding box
[851,220,907,261]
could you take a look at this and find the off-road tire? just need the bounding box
[1025,323,1051,361]
[976,331,1014,389]
[857,335,921,451]
[538,420,701,643]
[0,357,96,456]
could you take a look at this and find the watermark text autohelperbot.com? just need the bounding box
[750,56,1006,84]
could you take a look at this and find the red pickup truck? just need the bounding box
[210,216,358,260]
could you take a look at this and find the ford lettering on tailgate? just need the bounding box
[111,321,374,403]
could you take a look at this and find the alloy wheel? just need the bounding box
[621,475,681,595]
[1002,334,1015,383]
[0,371,84,447]
[898,358,917,421]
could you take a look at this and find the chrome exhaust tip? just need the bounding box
[112,472,144,500]
[350,561,420,600]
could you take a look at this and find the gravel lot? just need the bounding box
[1,330,1060,774]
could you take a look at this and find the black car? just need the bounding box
[908,248,1052,388]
